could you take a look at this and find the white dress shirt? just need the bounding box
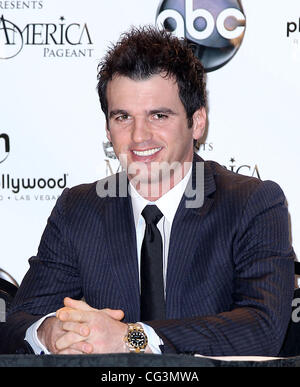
[25,166,192,354]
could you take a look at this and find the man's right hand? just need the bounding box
[37,316,89,354]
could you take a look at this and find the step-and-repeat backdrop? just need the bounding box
[1,0,299,284]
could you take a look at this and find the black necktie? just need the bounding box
[140,205,166,321]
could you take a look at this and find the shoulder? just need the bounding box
[204,159,285,204]
[195,159,287,222]
[53,171,128,217]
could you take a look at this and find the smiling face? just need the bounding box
[106,73,206,199]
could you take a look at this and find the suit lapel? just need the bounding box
[101,173,140,322]
[166,155,216,318]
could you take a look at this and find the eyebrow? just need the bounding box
[149,108,177,116]
[109,108,177,118]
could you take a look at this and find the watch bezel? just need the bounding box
[124,324,148,353]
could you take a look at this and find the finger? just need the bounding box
[67,341,93,354]
[64,297,92,311]
[57,348,86,355]
[56,305,74,313]
[102,308,125,321]
[55,331,87,351]
[56,308,86,323]
[62,321,90,337]
[55,306,74,319]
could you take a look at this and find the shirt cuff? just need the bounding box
[25,312,56,354]
[138,322,163,354]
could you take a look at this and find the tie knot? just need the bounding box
[142,205,163,226]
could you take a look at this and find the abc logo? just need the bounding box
[156,0,246,72]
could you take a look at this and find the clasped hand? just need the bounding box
[38,297,128,354]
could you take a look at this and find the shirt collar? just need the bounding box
[129,165,192,227]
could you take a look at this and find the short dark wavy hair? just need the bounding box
[97,26,207,128]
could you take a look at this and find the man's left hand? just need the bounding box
[55,297,128,354]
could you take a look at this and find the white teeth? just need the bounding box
[132,147,161,156]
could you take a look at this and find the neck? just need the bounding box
[129,161,192,201]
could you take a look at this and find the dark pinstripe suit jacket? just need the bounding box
[1,155,295,355]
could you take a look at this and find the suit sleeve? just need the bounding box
[0,188,82,354]
[147,180,295,356]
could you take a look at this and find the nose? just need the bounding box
[131,116,152,144]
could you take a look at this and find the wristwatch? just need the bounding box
[124,323,148,353]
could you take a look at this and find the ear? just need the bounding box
[105,123,112,142]
[192,107,206,140]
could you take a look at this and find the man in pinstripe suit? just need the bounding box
[2,27,295,356]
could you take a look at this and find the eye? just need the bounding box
[153,113,168,120]
[116,114,130,122]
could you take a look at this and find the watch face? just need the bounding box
[129,331,147,348]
